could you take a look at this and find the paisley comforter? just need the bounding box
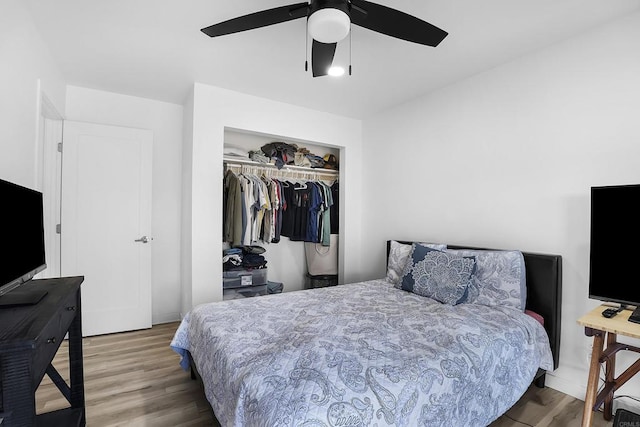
[171,279,552,427]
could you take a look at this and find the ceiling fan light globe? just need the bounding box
[308,9,350,44]
[328,66,345,77]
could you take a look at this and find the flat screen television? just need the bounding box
[0,178,48,306]
[589,184,640,309]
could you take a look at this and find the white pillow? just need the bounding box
[387,240,447,286]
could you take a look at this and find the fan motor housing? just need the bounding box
[308,0,351,43]
[309,0,350,17]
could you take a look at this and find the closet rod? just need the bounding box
[223,156,338,174]
[224,156,338,182]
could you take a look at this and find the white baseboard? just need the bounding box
[152,312,181,325]
[541,363,593,402]
[545,366,640,418]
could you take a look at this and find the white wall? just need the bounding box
[0,0,65,188]
[182,83,362,310]
[65,86,184,324]
[361,11,640,402]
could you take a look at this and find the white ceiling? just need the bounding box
[25,0,640,119]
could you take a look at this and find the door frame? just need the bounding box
[37,89,63,279]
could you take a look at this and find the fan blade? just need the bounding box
[350,0,447,47]
[201,2,309,37]
[312,40,337,77]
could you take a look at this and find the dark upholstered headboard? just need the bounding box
[387,241,562,370]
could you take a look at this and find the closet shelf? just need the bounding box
[223,156,339,180]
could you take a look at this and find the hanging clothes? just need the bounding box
[238,174,254,246]
[290,182,310,242]
[318,181,334,246]
[224,170,243,246]
[223,165,338,247]
[330,181,339,234]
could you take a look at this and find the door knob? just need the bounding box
[134,236,153,243]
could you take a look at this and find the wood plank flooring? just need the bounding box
[36,322,612,426]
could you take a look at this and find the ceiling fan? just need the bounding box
[201,0,448,77]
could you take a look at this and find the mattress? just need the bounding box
[171,279,552,426]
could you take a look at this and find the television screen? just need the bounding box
[0,178,46,296]
[589,184,640,307]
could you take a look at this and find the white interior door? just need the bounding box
[61,121,152,336]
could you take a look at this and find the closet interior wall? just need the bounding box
[223,129,340,294]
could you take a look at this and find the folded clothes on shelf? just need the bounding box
[222,246,268,270]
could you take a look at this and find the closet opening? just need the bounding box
[222,128,342,300]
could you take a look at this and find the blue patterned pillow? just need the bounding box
[387,240,447,287]
[447,249,526,311]
[400,244,476,305]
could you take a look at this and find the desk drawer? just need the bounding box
[32,291,78,384]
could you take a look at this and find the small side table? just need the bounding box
[577,305,640,426]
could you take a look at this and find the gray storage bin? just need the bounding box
[223,268,268,289]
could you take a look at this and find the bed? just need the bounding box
[171,241,562,426]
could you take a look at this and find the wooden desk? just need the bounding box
[0,277,85,426]
[577,304,640,426]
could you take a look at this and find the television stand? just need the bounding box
[0,287,48,307]
[0,276,85,426]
